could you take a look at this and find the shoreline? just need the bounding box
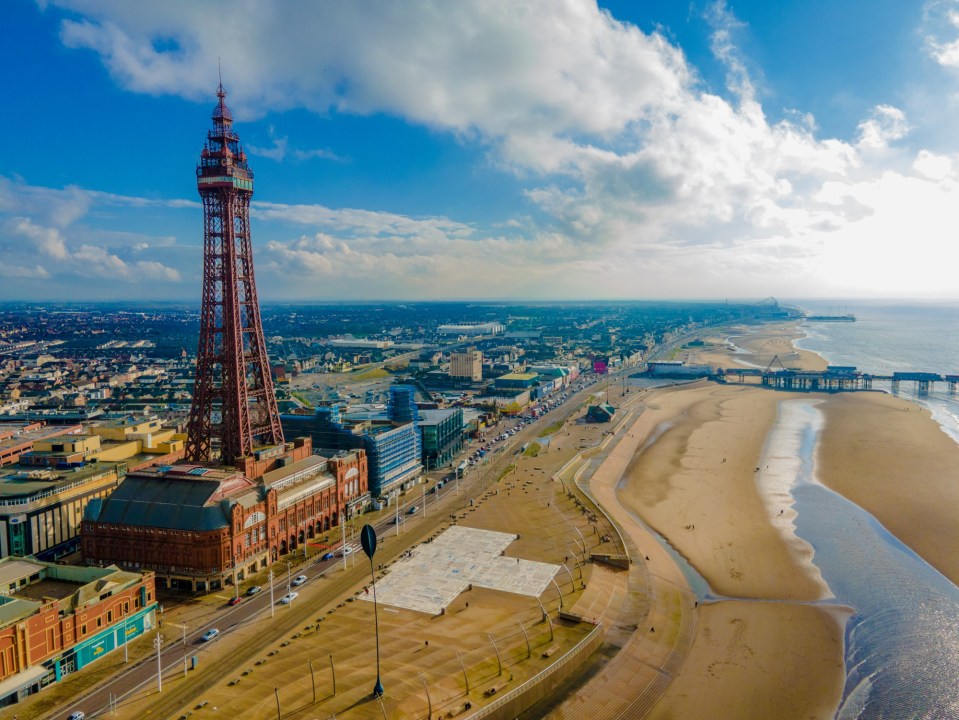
[614,318,959,717]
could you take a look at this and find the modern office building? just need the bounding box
[0,558,157,708]
[449,349,483,381]
[437,322,505,336]
[281,386,423,499]
[417,408,465,470]
[0,462,124,560]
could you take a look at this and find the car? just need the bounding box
[291,574,307,587]
[407,505,419,515]
[245,585,262,596]
[340,545,354,557]
[321,551,335,561]
[68,713,86,720]
[392,515,406,524]
[280,592,298,604]
[228,596,243,606]
[200,628,220,642]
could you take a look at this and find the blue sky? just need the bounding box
[3,0,959,301]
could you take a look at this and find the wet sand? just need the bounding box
[614,382,846,719]
[614,319,959,717]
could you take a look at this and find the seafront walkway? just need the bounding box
[547,389,698,719]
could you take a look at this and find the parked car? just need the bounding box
[280,592,298,604]
[246,585,262,596]
[228,596,243,606]
[200,628,220,642]
[291,574,307,587]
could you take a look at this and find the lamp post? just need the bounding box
[456,650,470,695]
[361,524,384,697]
[269,569,275,619]
[154,633,163,693]
[488,634,502,676]
[233,552,239,602]
[551,578,564,609]
[419,672,431,719]
[330,653,336,696]
[519,620,531,658]
[342,516,349,571]
[287,561,292,600]
[169,623,187,677]
[123,610,129,663]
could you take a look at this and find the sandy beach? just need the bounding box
[607,319,959,718]
[613,381,846,719]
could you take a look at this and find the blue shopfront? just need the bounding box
[51,604,156,680]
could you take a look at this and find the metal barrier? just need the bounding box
[463,622,605,720]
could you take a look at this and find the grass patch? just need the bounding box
[524,443,542,457]
[497,464,517,482]
[291,391,313,408]
[351,368,391,381]
[538,421,564,437]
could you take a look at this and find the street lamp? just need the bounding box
[419,672,431,719]
[154,633,164,693]
[269,569,275,619]
[360,524,384,698]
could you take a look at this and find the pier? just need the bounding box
[717,367,959,395]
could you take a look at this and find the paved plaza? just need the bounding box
[361,525,560,614]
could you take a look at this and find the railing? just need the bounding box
[464,622,605,719]
[0,468,118,506]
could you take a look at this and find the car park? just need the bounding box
[200,628,220,642]
[280,592,298,604]
[291,574,307,586]
[246,585,262,596]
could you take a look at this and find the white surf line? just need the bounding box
[755,398,833,599]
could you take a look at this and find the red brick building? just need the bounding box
[0,558,157,708]
[81,438,369,592]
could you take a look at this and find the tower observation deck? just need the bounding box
[185,83,284,465]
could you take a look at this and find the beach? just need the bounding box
[609,319,959,718]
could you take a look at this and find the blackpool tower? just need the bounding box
[185,83,284,465]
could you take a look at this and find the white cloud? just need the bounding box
[856,105,910,150]
[29,0,959,299]
[0,176,185,288]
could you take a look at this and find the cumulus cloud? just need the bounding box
[0,175,184,289]
[30,0,959,299]
[856,105,910,150]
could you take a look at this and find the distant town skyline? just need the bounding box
[3,1,959,301]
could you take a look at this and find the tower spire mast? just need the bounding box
[185,80,284,466]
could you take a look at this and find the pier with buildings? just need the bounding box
[718,365,959,395]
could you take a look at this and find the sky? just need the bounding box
[4,0,959,302]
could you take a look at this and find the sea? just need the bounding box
[779,301,959,718]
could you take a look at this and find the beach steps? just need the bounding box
[566,564,627,625]
[547,563,697,720]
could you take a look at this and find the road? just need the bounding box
[47,371,614,720]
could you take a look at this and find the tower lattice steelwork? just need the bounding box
[185,83,284,465]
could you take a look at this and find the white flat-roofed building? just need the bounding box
[437,322,504,336]
[328,338,394,350]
